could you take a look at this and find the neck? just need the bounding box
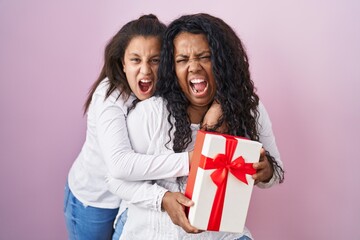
[187,105,209,124]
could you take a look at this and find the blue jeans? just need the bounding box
[112,208,128,240]
[64,182,119,240]
[236,236,252,240]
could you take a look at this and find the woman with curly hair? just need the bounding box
[107,13,284,240]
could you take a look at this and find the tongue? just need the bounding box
[139,82,151,92]
[193,82,207,92]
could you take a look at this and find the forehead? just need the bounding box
[173,32,209,54]
[126,36,161,53]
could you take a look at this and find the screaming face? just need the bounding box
[173,32,216,109]
[123,36,161,100]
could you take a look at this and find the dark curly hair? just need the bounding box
[83,14,166,114]
[156,13,284,183]
[156,13,259,151]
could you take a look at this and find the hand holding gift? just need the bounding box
[252,148,274,184]
[161,191,200,234]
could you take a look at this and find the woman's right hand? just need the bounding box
[202,100,228,133]
[161,191,200,234]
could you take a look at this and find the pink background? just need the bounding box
[1,1,359,239]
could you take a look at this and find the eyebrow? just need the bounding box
[127,52,160,58]
[175,50,211,58]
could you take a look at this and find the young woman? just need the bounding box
[107,13,284,240]
[64,14,193,240]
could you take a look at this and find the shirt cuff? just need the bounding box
[256,173,277,189]
[155,188,169,212]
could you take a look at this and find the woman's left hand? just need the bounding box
[252,148,273,184]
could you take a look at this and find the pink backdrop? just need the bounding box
[1,1,359,239]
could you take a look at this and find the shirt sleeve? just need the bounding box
[256,101,284,188]
[104,97,177,212]
[105,174,167,212]
[92,89,189,181]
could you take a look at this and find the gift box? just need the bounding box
[185,130,262,233]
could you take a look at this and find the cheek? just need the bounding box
[125,69,137,85]
[124,65,135,76]
[152,65,159,77]
[175,69,185,82]
[207,68,216,87]
[178,80,188,94]
[127,78,138,91]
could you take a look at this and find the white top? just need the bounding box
[107,96,283,239]
[68,79,189,209]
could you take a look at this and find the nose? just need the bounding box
[140,62,151,75]
[188,58,202,73]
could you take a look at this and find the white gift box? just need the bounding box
[185,130,262,233]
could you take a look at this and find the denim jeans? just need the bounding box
[236,236,252,240]
[64,181,119,240]
[112,208,128,240]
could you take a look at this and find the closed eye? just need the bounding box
[130,58,141,63]
[176,58,188,63]
[150,58,160,64]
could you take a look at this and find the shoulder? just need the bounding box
[131,96,166,116]
[91,78,134,111]
[256,100,270,120]
[93,78,112,96]
[127,96,167,129]
[255,100,273,131]
[257,100,266,114]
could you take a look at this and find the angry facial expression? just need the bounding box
[173,32,216,109]
[123,36,161,100]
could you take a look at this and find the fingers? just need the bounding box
[176,194,194,207]
[178,215,200,234]
[252,148,273,183]
[259,148,266,161]
[162,192,200,234]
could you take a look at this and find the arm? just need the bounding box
[253,101,284,188]
[106,174,199,233]
[102,96,183,212]
[104,97,197,229]
[124,97,200,233]
[105,174,167,211]
[92,87,189,180]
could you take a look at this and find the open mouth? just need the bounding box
[138,79,153,93]
[190,79,208,94]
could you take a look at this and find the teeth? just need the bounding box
[190,79,205,84]
[140,79,151,83]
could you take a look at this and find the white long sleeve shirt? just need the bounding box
[68,79,189,209]
[107,96,283,240]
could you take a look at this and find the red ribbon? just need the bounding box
[199,135,256,231]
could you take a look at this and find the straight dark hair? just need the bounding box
[83,14,166,114]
